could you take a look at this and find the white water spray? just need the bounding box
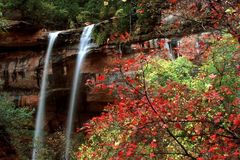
[65,24,94,159]
[164,38,175,60]
[32,31,60,160]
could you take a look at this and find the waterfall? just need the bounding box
[32,31,60,160]
[164,38,175,60]
[65,24,94,159]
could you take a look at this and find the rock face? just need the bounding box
[0,21,47,48]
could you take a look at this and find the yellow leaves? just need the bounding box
[104,0,127,6]
[225,7,236,14]
[104,1,108,6]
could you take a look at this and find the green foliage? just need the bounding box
[0,17,7,32]
[92,24,112,45]
[0,1,7,31]
[34,130,85,159]
[23,0,76,28]
[82,0,131,45]
[34,131,66,160]
[0,0,133,36]
[145,57,210,92]
[145,35,239,93]
[78,121,156,159]
[0,0,152,43]
[201,35,239,86]
[145,57,196,87]
[0,95,32,127]
[1,0,81,28]
[76,10,94,24]
[0,93,33,159]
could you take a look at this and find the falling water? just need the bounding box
[65,24,94,159]
[32,31,60,160]
[164,38,175,60]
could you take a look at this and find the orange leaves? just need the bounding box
[150,139,157,148]
[126,143,137,157]
[157,39,166,48]
[210,134,217,141]
[204,90,224,102]
[168,0,177,4]
[119,32,130,42]
[194,124,202,135]
[136,9,144,14]
[97,75,105,81]
[118,150,124,157]
[220,86,233,95]
[232,98,240,106]
[174,122,182,129]
[149,153,156,158]
[109,32,130,43]
[208,146,218,153]
[208,73,216,79]
[213,112,223,123]
[232,114,240,126]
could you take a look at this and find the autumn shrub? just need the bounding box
[76,35,239,159]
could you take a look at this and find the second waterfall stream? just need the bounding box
[65,24,95,159]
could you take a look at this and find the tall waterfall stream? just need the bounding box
[65,24,95,159]
[32,32,61,160]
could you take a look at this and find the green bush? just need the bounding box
[145,57,196,87]
[145,34,239,93]
[0,93,33,159]
[1,0,81,28]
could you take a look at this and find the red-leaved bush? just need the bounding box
[77,35,239,159]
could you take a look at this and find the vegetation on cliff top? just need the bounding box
[0,0,239,44]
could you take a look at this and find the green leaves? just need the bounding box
[0,0,83,28]
[225,8,236,14]
[0,94,32,127]
[145,57,196,88]
[0,93,33,159]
